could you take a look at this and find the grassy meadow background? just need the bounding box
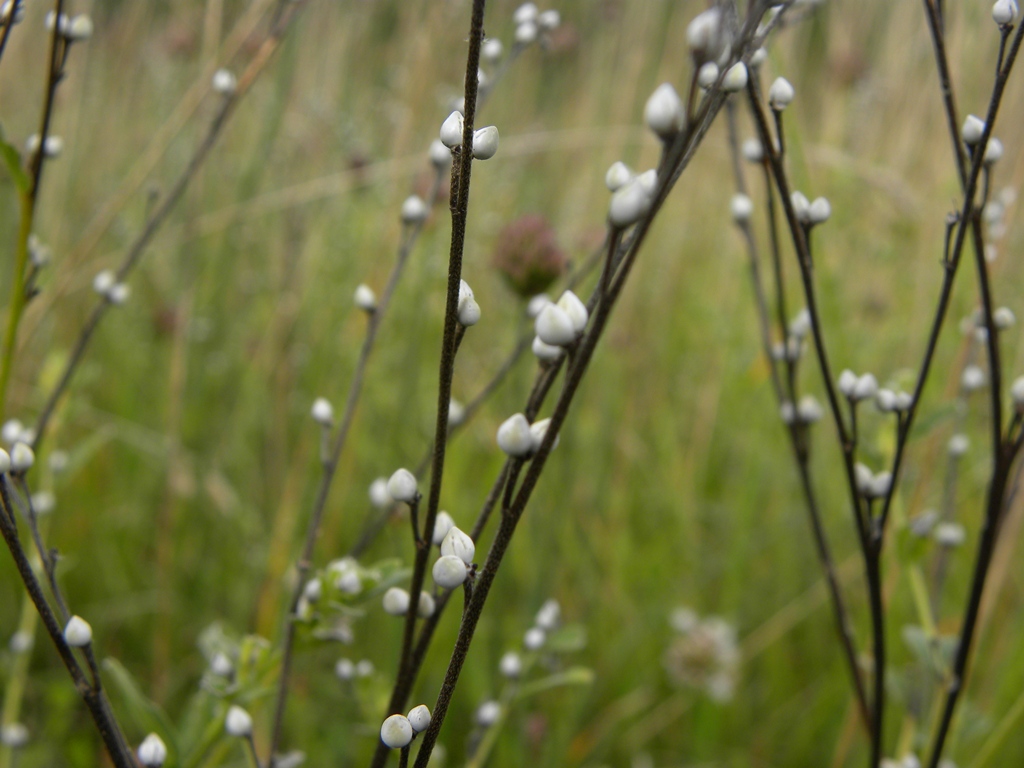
[2,0,1024,765]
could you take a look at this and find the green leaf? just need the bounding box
[544,622,588,653]
[514,666,596,700]
[102,657,179,747]
[0,124,29,194]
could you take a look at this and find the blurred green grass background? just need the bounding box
[2,0,1024,766]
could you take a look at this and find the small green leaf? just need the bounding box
[0,125,29,193]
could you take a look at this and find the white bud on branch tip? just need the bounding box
[10,442,33,472]
[608,177,653,228]
[383,587,410,616]
[380,715,413,749]
[401,195,428,225]
[731,194,753,224]
[644,83,684,138]
[311,397,333,426]
[354,283,377,312]
[993,0,1019,25]
[458,279,481,326]
[211,68,237,96]
[722,63,748,92]
[440,111,464,149]
[225,705,253,737]
[432,511,455,546]
[472,126,499,160]
[432,554,468,588]
[408,704,431,733]
[769,77,795,110]
[497,413,534,457]
[386,468,417,503]
[64,616,92,646]
[137,734,168,767]
[441,526,475,564]
[605,161,634,192]
[557,290,588,334]
[697,62,719,89]
[962,115,986,146]
[536,304,577,347]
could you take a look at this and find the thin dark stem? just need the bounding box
[0,1,19,67]
[13,475,69,621]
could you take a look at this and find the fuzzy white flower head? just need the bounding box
[476,700,502,727]
[383,587,411,616]
[432,554,468,589]
[497,413,534,457]
[527,293,552,318]
[535,304,576,347]
[401,195,428,225]
[417,591,436,618]
[211,68,237,96]
[948,434,970,457]
[432,510,456,546]
[604,161,634,192]
[876,389,898,413]
[608,177,652,228]
[356,659,374,677]
[225,705,253,737]
[369,477,392,509]
[797,396,823,423]
[993,0,1020,25]
[10,442,34,472]
[538,10,561,30]
[107,283,130,305]
[790,191,811,222]
[721,62,748,93]
[440,111,464,149]
[335,658,355,680]
[429,139,452,170]
[0,723,28,748]
[529,418,559,452]
[499,651,523,678]
[93,269,116,296]
[137,733,168,767]
[1012,376,1024,410]
[853,373,878,401]
[64,615,92,647]
[742,138,764,163]
[808,197,831,225]
[934,522,966,548]
[472,126,499,160]
[730,194,754,224]
[408,704,432,733]
[768,77,795,110]
[481,38,504,64]
[0,449,10,474]
[354,283,377,312]
[513,2,538,24]
[993,306,1015,329]
[961,364,986,393]
[838,369,858,396]
[962,115,986,146]
[311,397,334,426]
[210,652,233,677]
[523,626,545,650]
[557,290,588,334]
[515,20,538,45]
[386,468,418,503]
[644,83,684,138]
[67,14,93,41]
[380,714,413,749]
[697,62,720,88]
[687,7,722,59]
[532,336,565,362]
[441,526,476,564]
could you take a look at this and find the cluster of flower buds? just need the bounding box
[855,463,892,500]
[512,3,560,47]
[334,657,375,680]
[790,191,831,226]
[780,395,823,426]
[46,10,93,41]
[382,586,435,618]
[439,111,500,160]
[838,369,879,402]
[92,269,131,305]
[432,526,475,588]
[665,607,739,702]
[25,133,63,159]
[532,289,587,356]
[0,440,34,475]
[875,387,913,413]
[496,413,558,458]
[379,704,431,749]
[606,164,657,228]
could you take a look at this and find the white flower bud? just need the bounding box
[894,391,914,411]
[535,304,577,347]
[41,135,62,157]
[750,47,768,68]
[440,111,464,149]
[1,420,21,445]
[523,626,545,650]
[335,658,355,680]
[644,83,684,138]
[532,336,565,362]
[354,283,377,312]
[432,554,468,588]
[64,615,92,647]
[962,364,986,393]
[408,704,432,733]
[10,442,34,472]
[382,587,411,616]
[380,714,413,749]
[429,139,452,170]
[417,590,436,618]
[515,20,538,45]
[934,522,966,548]
[432,510,455,546]
[993,306,1015,329]
[853,373,878,401]
[779,401,796,425]
[768,77,795,110]
[742,138,764,163]
[441,526,475,564]
[527,293,552,318]
[0,449,10,474]
[808,197,831,224]
[0,723,28,748]
[497,413,534,457]
[910,510,938,538]
[481,38,504,64]
[697,62,720,88]
[499,651,523,678]
[458,297,481,326]
[476,700,501,727]
[984,137,1004,165]
[472,126,499,160]
[608,177,652,228]
[876,389,897,412]
[369,477,392,509]
[721,62,748,92]
[535,598,561,630]
[948,434,969,457]
[687,8,722,59]
[838,369,858,396]
[401,195,428,225]
[854,463,874,495]
[538,10,560,30]
[513,2,538,24]
[790,191,810,223]
[529,418,559,452]
[0,2,25,26]
[210,652,233,677]
[637,169,658,197]
[1012,376,1024,410]
[789,309,812,338]
[211,68,237,95]
[311,397,334,425]
[993,0,1019,25]
[557,290,588,334]
[797,396,823,423]
[386,468,418,503]
[8,630,31,653]
[137,733,168,767]
[303,577,322,603]
[45,11,69,33]
[730,194,753,223]
[31,491,54,515]
[355,659,374,677]
[108,283,130,305]
[93,270,116,296]
[66,14,93,41]
[962,115,986,146]
[448,398,465,426]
